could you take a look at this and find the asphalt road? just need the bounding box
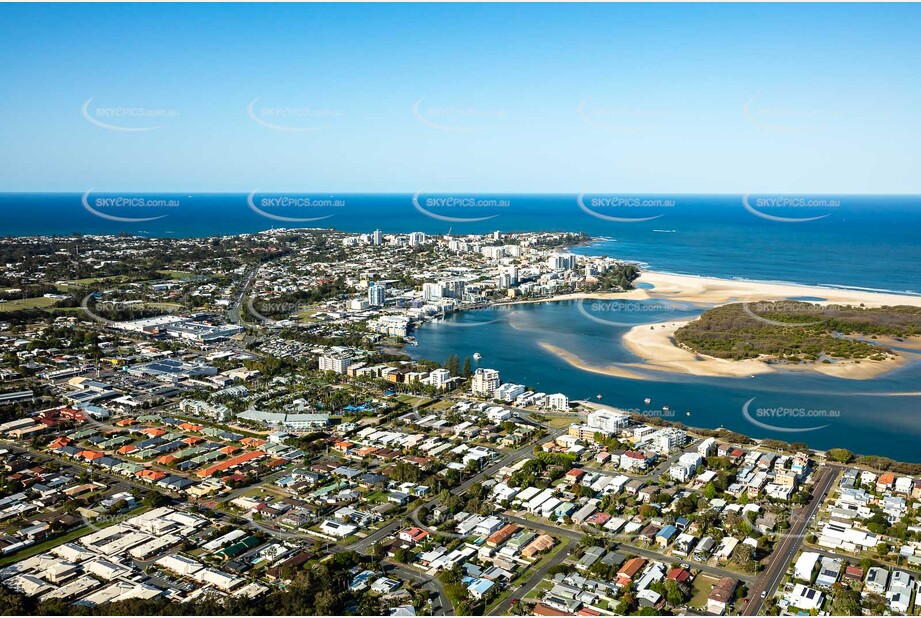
[490,537,573,615]
[741,465,838,616]
[386,561,455,616]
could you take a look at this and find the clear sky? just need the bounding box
[1,3,919,194]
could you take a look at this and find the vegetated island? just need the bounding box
[674,301,921,363]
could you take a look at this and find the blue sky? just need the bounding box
[1,3,919,194]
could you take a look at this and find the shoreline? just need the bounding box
[633,270,921,306]
[616,271,921,380]
[433,269,921,381]
[620,319,911,380]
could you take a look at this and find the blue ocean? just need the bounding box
[3,192,920,460]
[2,192,919,294]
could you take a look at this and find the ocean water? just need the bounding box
[3,192,921,459]
[410,300,921,462]
[2,192,920,294]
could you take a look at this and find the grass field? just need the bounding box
[156,270,197,279]
[689,574,720,609]
[0,297,57,313]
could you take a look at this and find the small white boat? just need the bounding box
[662,405,670,412]
[644,398,651,405]
[596,394,603,399]
[473,353,482,360]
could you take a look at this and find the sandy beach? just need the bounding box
[633,271,921,307]
[522,271,921,381]
[615,271,921,380]
[620,319,910,380]
[500,270,921,310]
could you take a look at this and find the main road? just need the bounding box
[490,537,572,616]
[741,465,838,616]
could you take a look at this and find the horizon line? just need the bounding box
[3,191,921,197]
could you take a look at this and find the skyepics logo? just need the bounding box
[82,190,178,223]
[247,97,345,132]
[742,96,831,133]
[246,190,343,222]
[741,300,837,328]
[577,194,675,223]
[576,99,665,132]
[412,192,508,223]
[742,397,839,433]
[436,305,504,329]
[245,297,311,327]
[741,194,839,223]
[577,298,692,328]
[622,406,677,419]
[82,510,135,533]
[411,98,507,132]
[81,293,121,327]
[81,97,178,132]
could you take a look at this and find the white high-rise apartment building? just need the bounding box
[586,408,630,434]
[548,393,569,411]
[472,368,500,396]
[368,283,386,307]
[319,354,352,374]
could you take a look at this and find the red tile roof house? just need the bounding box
[137,469,166,482]
[844,565,865,581]
[486,524,521,548]
[566,468,586,483]
[197,450,266,478]
[667,567,692,585]
[398,527,430,545]
[585,512,611,527]
[707,577,738,615]
[617,557,646,580]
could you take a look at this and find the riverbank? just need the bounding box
[616,271,921,380]
[621,319,910,380]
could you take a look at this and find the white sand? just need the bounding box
[614,272,921,380]
[621,319,907,380]
[635,271,921,307]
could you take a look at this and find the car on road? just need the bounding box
[761,591,767,599]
